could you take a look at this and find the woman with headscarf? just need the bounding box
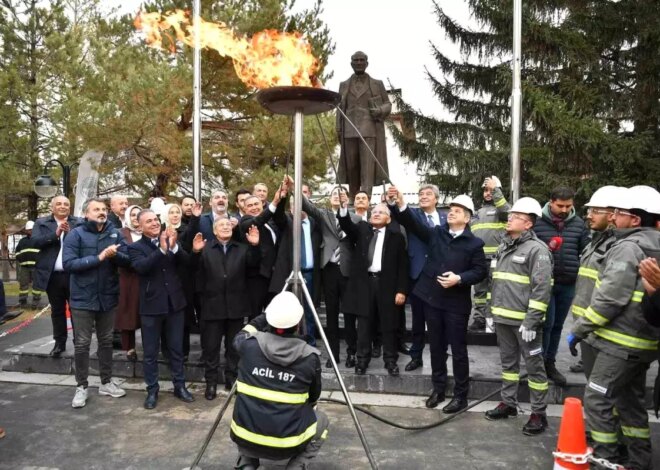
[116,204,142,361]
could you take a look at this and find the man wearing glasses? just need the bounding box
[484,197,553,436]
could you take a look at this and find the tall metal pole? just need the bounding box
[292,110,304,299]
[510,0,522,202]
[192,0,203,202]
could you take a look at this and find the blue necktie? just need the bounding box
[152,239,158,247]
[427,214,435,227]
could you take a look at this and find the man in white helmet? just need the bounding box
[569,186,660,469]
[484,197,553,435]
[567,186,623,375]
[387,186,488,412]
[231,292,327,470]
[469,175,511,332]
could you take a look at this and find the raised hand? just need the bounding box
[159,230,168,251]
[192,233,206,253]
[167,227,178,248]
[192,202,202,217]
[246,225,260,246]
[394,293,406,306]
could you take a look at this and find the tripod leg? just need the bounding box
[298,275,379,470]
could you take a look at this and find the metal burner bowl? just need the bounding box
[256,86,340,116]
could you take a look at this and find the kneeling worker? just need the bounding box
[231,292,328,470]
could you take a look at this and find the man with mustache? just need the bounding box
[62,198,130,408]
[534,187,590,386]
[199,189,238,242]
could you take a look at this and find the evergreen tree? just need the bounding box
[391,0,659,203]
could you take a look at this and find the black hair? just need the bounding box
[630,209,657,228]
[354,190,370,199]
[234,188,251,202]
[550,187,575,201]
[181,195,196,203]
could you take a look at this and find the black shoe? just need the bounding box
[235,455,259,470]
[545,360,567,386]
[205,384,217,401]
[469,318,486,331]
[325,358,334,369]
[345,354,356,368]
[2,309,24,321]
[30,302,40,310]
[371,345,382,358]
[173,386,195,403]
[224,375,236,391]
[405,358,423,372]
[385,362,399,377]
[522,413,548,435]
[485,402,518,420]
[425,391,445,409]
[355,364,367,375]
[569,360,584,374]
[442,397,468,414]
[49,344,66,358]
[144,390,158,409]
[398,343,410,355]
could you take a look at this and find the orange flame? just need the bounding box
[134,9,320,89]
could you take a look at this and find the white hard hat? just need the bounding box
[25,221,34,230]
[450,195,475,214]
[625,185,660,215]
[265,292,304,329]
[509,197,543,217]
[584,186,624,209]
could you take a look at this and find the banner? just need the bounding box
[73,150,104,217]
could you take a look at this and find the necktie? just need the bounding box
[427,214,435,227]
[152,239,159,247]
[223,244,228,255]
[367,228,379,266]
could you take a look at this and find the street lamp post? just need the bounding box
[33,159,77,199]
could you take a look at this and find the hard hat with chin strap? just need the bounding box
[450,195,475,214]
[265,291,304,329]
[508,197,543,217]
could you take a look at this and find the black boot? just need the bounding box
[545,360,567,386]
[469,318,486,331]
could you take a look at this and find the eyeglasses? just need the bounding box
[507,213,531,223]
[614,209,636,218]
[586,208,613,216]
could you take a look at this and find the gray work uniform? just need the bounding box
[572,228,660,470]
[471,187,510,322]
[568,229,616,377]
[491,230,553,413]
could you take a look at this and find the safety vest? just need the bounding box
[570,229,616,321]
[574,228,660,362]
[15,236,39,267]
[472,187,510,258]
[490,230,553,329]
[231,331,321,460]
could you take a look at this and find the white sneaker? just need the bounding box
[72,386,88,408]
[98,380,126,398]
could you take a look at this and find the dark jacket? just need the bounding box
[337,210,408,324]
[393,205,488,310]
[62,220,130,312]
[107,212,122,230]
[15,235,39,267]
[533,204,590,285]
[406,207,448,280]
[192,239,260,320]
[231,314,321,460]
[31,214,83,291]
[239,202,283,280]
[128,236,189,316]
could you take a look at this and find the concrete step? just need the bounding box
[5,333,656,405]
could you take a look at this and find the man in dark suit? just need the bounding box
[129,209,194,409]
[191,220,260,400]
[107,195,128,229]
[336,51,392,198]
[238,190,286,318]
[199,189,238,242]
[405,184,448,372]
[302,186,360,368]
[31,195,83,357]
[233,188,252,221]
[337,201,408,376]
[388,186,487,413]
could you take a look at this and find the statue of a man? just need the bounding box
[336,51,392,198]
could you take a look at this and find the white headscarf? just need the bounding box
[124,205,143,241]
[163,203,182,230]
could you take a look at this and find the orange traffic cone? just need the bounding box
[554,397,590,469]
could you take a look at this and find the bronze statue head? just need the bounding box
[351,51,368,75]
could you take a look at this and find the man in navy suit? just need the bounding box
[129,209,194,409]
[199,190,238,242]
[388,186,487,413]
[405,185,448,372]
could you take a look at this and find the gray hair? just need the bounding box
[136,209,155,223]
[83,197,105,214]
[419,184,440,201]
[212,217,232,230]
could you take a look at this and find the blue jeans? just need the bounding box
[542,282,576,362]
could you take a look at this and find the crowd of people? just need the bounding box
[5,174,660,470]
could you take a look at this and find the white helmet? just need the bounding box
[509,197,543,217]
[584,186,624,209]
[450,195,475,214]
[626,185,660,215]
[25,220,34,230]
[265,292,304,329]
